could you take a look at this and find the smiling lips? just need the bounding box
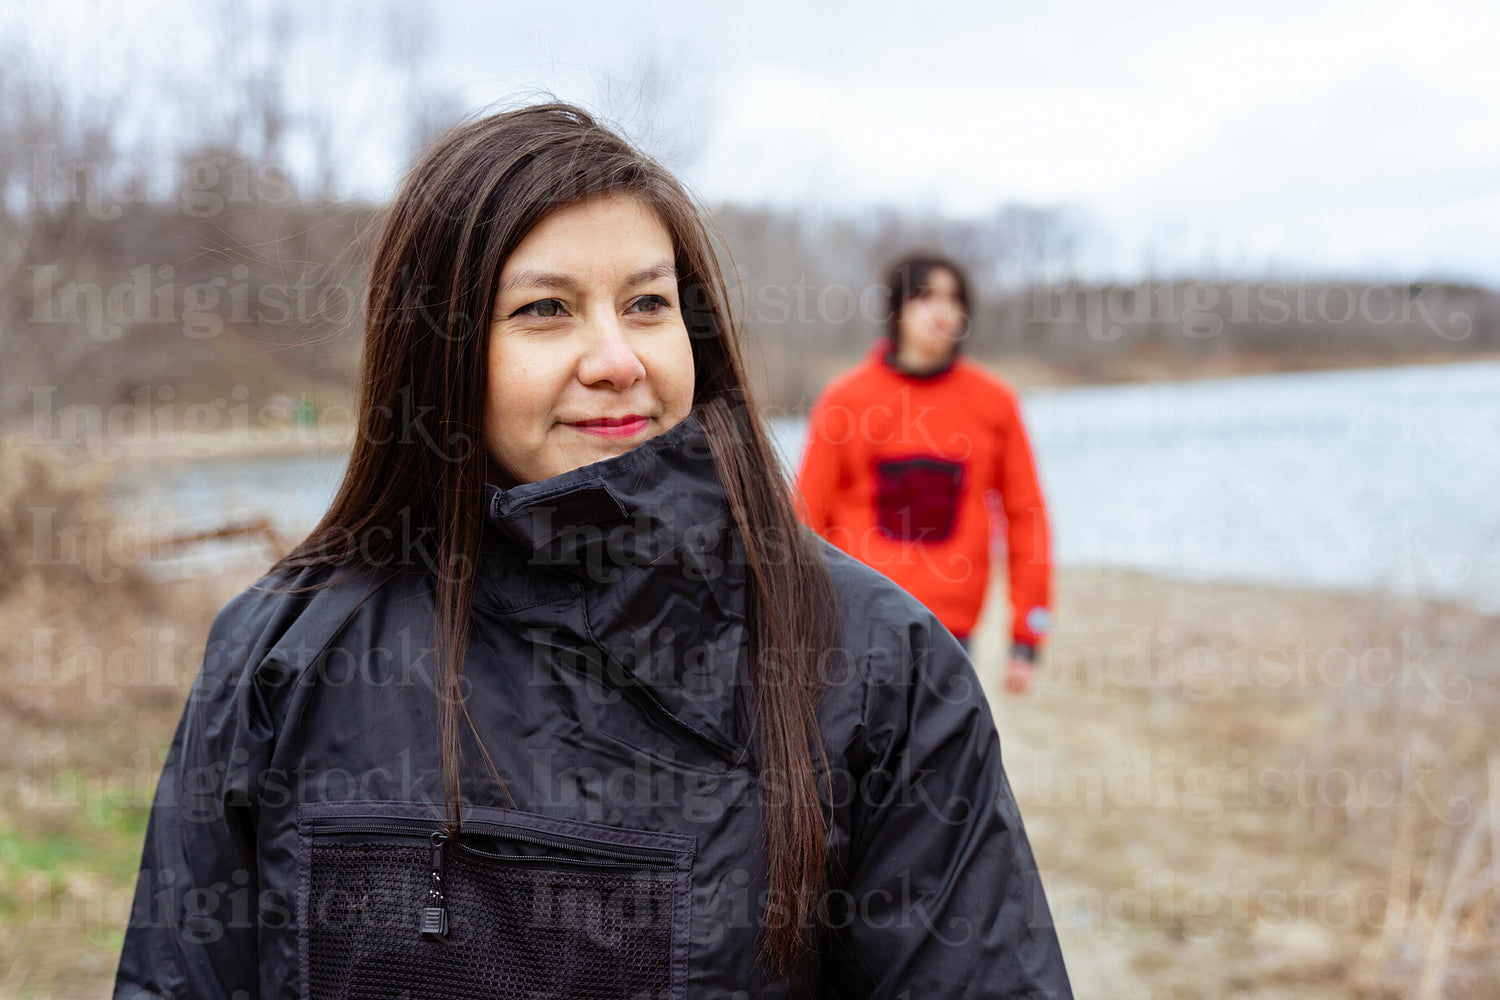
[568,414,649,438]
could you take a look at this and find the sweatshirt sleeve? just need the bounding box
[822,621,1072,997]
[993,387,1053,650]
[113,592,281,1000]
[796,389,855,538]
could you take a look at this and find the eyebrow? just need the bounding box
[499,259,678,295]
[625,260,678,287]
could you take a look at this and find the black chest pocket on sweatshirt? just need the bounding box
[874,456,966,542]
[297,801,694,1000]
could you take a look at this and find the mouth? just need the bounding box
[566,414,651,439]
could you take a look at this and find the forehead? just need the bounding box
[500,194,673,277]
[924,267,960,293]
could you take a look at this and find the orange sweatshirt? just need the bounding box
[797,343,1053,646]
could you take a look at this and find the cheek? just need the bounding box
[482,392,520,462]
[484,351,547,453]
[905,306,936,337]
[647,331,696,413]
[489,344,559,416]
[674,339,698,409]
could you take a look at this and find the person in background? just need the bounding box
[797,254,1053,694]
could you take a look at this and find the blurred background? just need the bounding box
[1,1,1496,996]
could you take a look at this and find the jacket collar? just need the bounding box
[483,414,725,572]
[478,414,750,758]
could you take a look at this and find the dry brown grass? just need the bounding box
[981,570,1499,999]
[0,435,242,999]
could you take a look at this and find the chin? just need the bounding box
[579,433,647,465]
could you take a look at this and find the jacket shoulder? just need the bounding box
[814,538,970,727]
[818,540,947,652]
[201,562,399,684]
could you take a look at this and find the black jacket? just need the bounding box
[114,416,1072,999]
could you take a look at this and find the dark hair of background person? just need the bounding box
[886,254,972,352]
[272,103,840,983]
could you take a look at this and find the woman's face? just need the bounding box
[485,194,696,484]
[896,266,966,369]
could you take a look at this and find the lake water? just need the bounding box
[116,361,1500,609]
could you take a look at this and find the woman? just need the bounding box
[797,257,1053,695]
[114,105,1071,999]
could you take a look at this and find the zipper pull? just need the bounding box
[419,831,450,941]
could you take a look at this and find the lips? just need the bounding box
[567,414,650,438]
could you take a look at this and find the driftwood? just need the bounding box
[153,516,289,560]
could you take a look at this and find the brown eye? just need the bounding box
[513,298,565,319]
[627,294,670,314]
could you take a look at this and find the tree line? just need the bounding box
[3,4,1495,431]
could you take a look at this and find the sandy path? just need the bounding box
[971,568,1497,999]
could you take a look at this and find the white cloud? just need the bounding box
[24,0,1500,282]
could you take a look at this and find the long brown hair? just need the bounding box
[275,103,838,981]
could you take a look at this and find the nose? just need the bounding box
[934,297,964,329]
[576,315,647,390]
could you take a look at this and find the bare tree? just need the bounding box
[591,45,715,176]
[0,26,130,421]
[382,6,466,164]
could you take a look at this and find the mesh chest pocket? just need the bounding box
[874,456,965,542]
[298,802,694,1000]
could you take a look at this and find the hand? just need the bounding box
[1004,657,1035,696]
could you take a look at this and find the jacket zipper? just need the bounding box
[452,842,669,872]
[420,831,449,941]
[309,814,679,944]
[307,815,679,868]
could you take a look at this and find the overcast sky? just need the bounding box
[17,0,1500,284]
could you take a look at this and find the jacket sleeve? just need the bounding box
[992,388,1053,650]
[823,623,1072,997]
[114,591,281,1000]
[796,390,855,539]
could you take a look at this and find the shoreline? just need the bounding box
[57,423,357,466]
[969,565,1500,685]
[19,353,1498,464]
[988,347,1500,392]
[1039,563,1500,624]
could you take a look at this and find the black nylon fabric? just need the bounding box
[113,414,1074,999]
